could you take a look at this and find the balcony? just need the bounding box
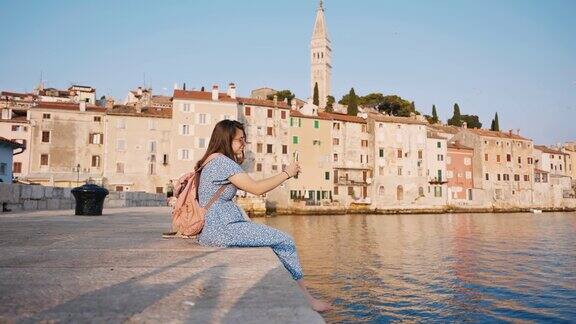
[428,177,448,185]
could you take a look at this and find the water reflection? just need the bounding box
[255,213,576,323]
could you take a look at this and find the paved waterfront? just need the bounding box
[0,207,323,323]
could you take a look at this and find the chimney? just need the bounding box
[273,94,278,105]
[211,84,219,101]
[508,129,513,136]
[461,122,467,129]
[183,83,186,91]
[516,129,520,135]
[79,101,86,112]
[227,83,236,99]
[137,87,143,96]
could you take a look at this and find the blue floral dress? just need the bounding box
[197,155,303,280]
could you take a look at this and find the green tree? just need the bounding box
[347,88,358,116]
[376,95,416,117]
[313,83,319,106]
[493,112,500,131]
[431,105,439,124]
[325,95,335,112]
[447,103,462,126]
[491,119,496,131]
[267,90,295,105]
[358,92,385,108]
[461,114,482,129]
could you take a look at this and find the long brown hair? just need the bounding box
[195,119,246,170]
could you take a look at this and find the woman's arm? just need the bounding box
[229,162,300,196]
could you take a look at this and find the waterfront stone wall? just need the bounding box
[0,183,167,212]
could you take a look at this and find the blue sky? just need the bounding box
[0,0,574,144]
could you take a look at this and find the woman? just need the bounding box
[196,119,331,312]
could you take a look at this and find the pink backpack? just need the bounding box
[171,153,227,237]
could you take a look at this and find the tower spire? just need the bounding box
[310,0,331,108]
[319,0,323,10]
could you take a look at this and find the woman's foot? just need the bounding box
[309,297,333,312]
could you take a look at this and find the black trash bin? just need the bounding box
[71,184,109,216]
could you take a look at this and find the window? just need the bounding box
[437,141,441,148]
[503,174,510,181]
[267,144,273,154]
[91,155,101,167]
[116,162,124,173]
[116,139,126,151]
[149,163,156,175]
[464,157,471,166]
[397,166,402,176]
[518,157,521,164]
[418,150,423,159]
[42,131,50,143]
[267,109,273,118]
[198,138,206,149]
[397,149,402,158]
[40,154,49,166]
[11,125,18,131]
[496,155,501,162]
[507,154,511,162]
[333,138,340,145]
[43,113,51,119]
[379,186,385,196]
[148,119,157,130]
[437,154,444,161]
[179,149,190,160]
[94,116,101,122]
[485,173,489,180]
[361,140,368,147]
[528,157,533,164]
[267,127,273,135]
[379,148,384,158]
[333,154,338,162]
[89,133,103,144]
[182,103,191,112]
[13,162,22,173]
[333,122,340,130]
[434,186,442,197]
[256,163,262,172]
[181,124,190,135]
[524,175,529,181]
[514,174,520,181]
[348,186,354,196]
[497,174,501,181]
[418,187,424,197]
[362,124,367,133]
[116,186,124,192]
[198,113,207,125]
[334,186,339,195]
[282,145,287,154]
[163,154,169,165]
[245,106,251,116]
[485,153,488,162]
[281,111,286,119]
[272,165,278,171]
[0,163,6,175]
[325,172,330,180]
[465,171,472,179]
[292,136,299,144]
[257,143,263,153]
[314,120,319,129]
[396,185,404,200]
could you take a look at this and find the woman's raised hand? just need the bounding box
[285,162,301,178]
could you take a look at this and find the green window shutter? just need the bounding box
[437,141,441,148]
[298,118,302,127]
[290,117,293,127]
[325,172,329,180]
[293,136,299,144]
[314,120,319,129]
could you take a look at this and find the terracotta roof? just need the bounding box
[428,124,460,135]
[0,116,29,124]
[106,105,172,118]
[368,112,428,125]
[289,110,332,120]
[0,136,25,149]
[173,89,237,103]
[466,128,530,141]
[427,131,445,140]
[1,91,38,99]
[534,168,549,174]
[448,142,474,150]
[534,145,568,155]
[237,97,290,109]
[317,111,367,124]
[33,101,106,113]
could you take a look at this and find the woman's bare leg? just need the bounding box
[297,279,332,312]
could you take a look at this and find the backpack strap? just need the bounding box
[204,185,229,210]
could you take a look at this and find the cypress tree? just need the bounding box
[313,82,319,106]
[431,105,439,124]
[447,103,462,126]
[347,88,358,116]
[494,112,500,131]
